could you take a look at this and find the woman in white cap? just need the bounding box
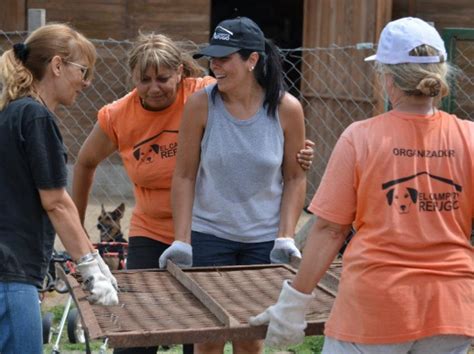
[250,17,473,354]
[162,16,307,353]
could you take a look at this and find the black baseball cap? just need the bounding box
[193,17,265,59]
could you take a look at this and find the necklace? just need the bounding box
[37,95,50,111]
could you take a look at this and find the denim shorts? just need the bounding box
[191,231,274,267]
[0,281,42,354]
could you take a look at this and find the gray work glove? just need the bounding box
[270,237,302,264]
[249,280,314,348]
[76,258,119,306]
[158,241,192,268]
[92,250,118,291]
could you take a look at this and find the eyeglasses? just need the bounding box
[64,60,90,81]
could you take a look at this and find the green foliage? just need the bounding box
[286,335,325,353]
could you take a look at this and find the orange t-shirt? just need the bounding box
[309,110,473,344]
[98,76,215,244]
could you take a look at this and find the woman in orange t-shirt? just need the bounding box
[251,17,473,354]
[72,32,314,354]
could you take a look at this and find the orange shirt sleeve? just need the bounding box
[308,132,357,225]
[97,105,118,146]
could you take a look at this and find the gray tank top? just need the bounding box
[191,84,284,243]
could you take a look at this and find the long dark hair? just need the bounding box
[212,38,285,118]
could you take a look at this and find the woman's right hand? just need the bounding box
[76,256,119,306]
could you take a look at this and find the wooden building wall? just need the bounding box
[1,0,26,31]
[26,0,211,43]
[2,0,211,161]
[301,0,392,199]
[392,0,474,126]
[392,0,474,30]
[1,0,472,199]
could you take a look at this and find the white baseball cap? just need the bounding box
[365,17,447,64]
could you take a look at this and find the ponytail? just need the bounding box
[0,50,35,110]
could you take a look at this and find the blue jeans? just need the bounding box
[191,231,274,266]
[0,281,42,354]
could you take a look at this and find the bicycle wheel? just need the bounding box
[42,312,54,344]
[67,308,85,343]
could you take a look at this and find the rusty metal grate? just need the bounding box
[62,263,338,348]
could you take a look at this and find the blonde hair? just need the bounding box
[376,45,454,105]
[0,23,96,110]
[128,32,204,80]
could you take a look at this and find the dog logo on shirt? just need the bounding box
[385,187,418,214]
[133,144,159,163]
[132,130,178,164]
[382,171,463,215]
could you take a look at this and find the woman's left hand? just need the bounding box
[249,280,314,348]
[270,237,301,264]
[297,139,315,171]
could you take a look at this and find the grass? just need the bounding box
[42,305,325,353]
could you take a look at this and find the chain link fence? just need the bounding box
[1,30,473,236]
[447,40,474,119]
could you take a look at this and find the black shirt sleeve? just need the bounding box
[22,114,68,189]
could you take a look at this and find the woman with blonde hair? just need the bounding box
[251,17,473,354]
[0,23,118,354]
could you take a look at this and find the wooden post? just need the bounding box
[372,0,393,115]
[166,261,241,327]
[28,8,45,32]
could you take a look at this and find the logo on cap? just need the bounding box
[213,26,233,41]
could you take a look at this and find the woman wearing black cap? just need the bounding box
[162,17,307,354]
[73,30,313,354]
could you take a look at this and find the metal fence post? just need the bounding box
[28,8,45,32]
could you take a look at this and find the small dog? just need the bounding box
[96,203,128,270]
[97,203,127,243]
[386,187,418,214]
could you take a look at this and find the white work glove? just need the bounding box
[158,241,192,268]
[249,280,314,348]
[76,259,119,306]
[270,237,301,264]
[92,250,118,291]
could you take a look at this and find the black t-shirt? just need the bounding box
[0,97,67,287]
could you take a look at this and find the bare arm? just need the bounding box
[72,122,117,224]
[293,216,351,293]
[39,188,93,260]
[171,91,208,243]
[278,93,307,238]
